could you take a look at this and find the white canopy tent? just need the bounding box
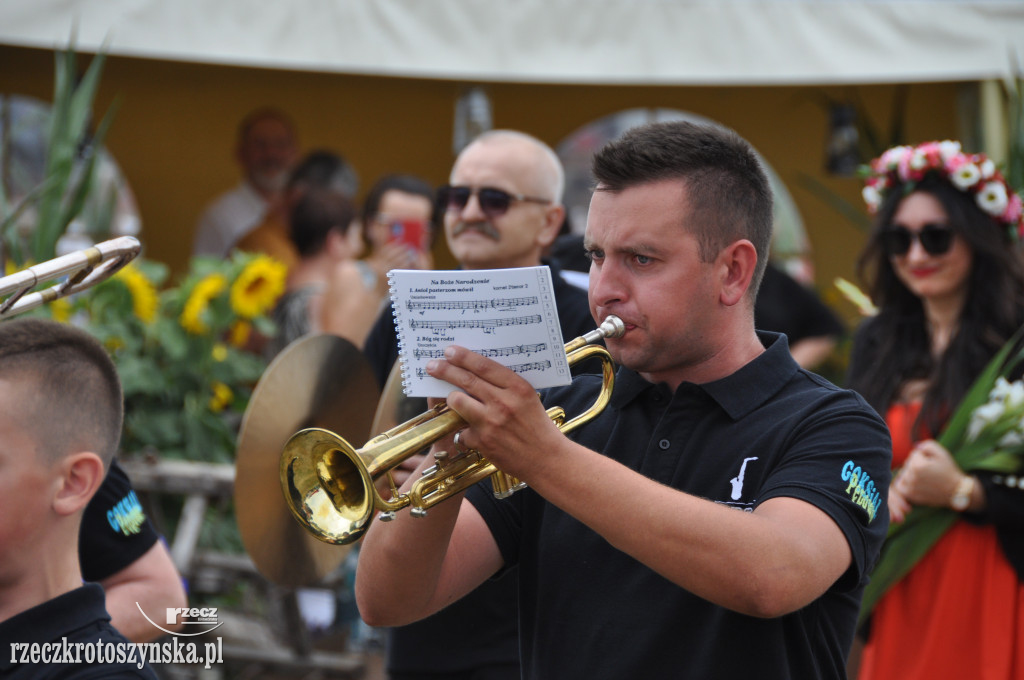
[0,0,1022,86]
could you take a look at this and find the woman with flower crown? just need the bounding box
[847,140,1024,679]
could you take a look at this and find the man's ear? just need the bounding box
[52,452,105,517]
[717,239,758,307]
[536,204,566,250]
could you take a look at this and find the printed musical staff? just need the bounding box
[413,342,548,360]
[388,266,571,397]
[409,315,542,332]
[415,359,552,379]
[406,296,538,313]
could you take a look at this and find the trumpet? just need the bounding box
[0,236,142,318]
[280,315,625,545]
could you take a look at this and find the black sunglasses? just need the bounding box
[438,185,550,220]
[880,224,955,257]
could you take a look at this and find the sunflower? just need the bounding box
[211,343,229,362]
[228,320,252,348]
[208,381,233,413]
[230,255,286,319]
[180,273,227,335]
[115,264,159,323]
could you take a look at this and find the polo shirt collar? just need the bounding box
[0,583,108,672]
[610,331,799,420]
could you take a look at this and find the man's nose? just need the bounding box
[458,193,488,222]
[589,260,625,306]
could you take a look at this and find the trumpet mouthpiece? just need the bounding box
[599,315,625,339]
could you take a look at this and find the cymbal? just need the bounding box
[234,334,379,587]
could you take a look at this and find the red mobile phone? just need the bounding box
[387,219,427,252]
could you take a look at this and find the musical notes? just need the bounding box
[388,266,571,398]
[410,315,542,332]
[406,296,538,313]
[414,359,552,380]
[413,342,548,359]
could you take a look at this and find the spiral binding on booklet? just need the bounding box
[388,271,414,395]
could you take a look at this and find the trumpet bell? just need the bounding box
[280,428,374,545]
[234,333,379,587]
[278,315,625,548]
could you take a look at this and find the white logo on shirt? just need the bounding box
[729,457,759,500]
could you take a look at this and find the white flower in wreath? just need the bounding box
[862,185,882,212]
[980,158,996,180]
[910,149,929,171]
[880,146,910,170]
[938,140,962,162]
[977,181,1010,217]
[950,162,981,191]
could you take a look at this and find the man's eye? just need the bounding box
[635,254,652,265]
[584,249,603,261]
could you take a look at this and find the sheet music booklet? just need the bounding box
[388,266,572,397]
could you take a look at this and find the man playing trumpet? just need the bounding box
[356,121,892,679]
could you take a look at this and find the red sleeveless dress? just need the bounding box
[858,402,1024,679]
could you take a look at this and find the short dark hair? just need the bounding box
[289,186,357,257]
[0,318,123,466]
[360,174,439,243]
[592,121,774,293]
[287,149,359,199]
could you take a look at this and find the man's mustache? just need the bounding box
[452,221,500,241]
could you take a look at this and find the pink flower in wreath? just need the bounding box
[1003,192,1023,228]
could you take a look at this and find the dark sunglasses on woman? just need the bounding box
[880,223,955,257]
[438,185,550,220]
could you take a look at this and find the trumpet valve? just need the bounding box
[410,507,428,518]
[379,511,397,522]
[432,448,450,470]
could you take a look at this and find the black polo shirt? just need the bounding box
[0,583,158,679]
[468,332,892,680]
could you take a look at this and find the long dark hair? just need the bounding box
[849,173,1024,433]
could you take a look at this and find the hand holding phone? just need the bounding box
[386,219,428,253]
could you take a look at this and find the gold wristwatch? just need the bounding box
[950,474,975,512]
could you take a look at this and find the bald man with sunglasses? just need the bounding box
[360,130,594,680]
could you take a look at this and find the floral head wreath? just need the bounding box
[861,140,1024,240]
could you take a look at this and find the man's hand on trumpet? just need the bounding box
[425,345,565,483]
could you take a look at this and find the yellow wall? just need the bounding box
[0,43,971,320]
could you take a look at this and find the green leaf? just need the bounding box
[118,355,169,397]
[56,97,121,238]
